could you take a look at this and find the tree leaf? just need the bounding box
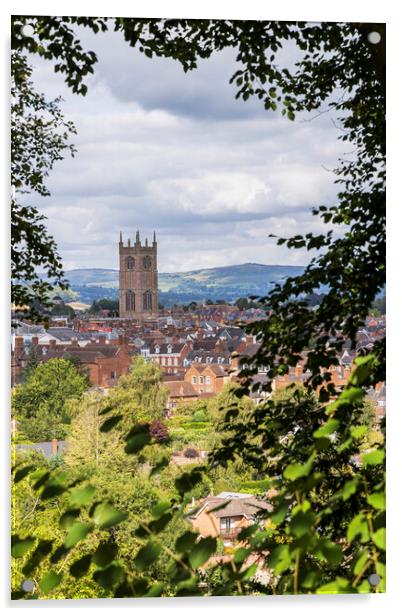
[347,513,370,543]
[64,522,94,549]
[316,539,343,566]
[92,542,118,567]
[366,492,385,511]
[342,477,359,501]
[92,502,127,529]
[175,531,198,554]
[362,449,384,466]
[188,536,217,569]
[372,528,385,551]
[124,424,151,454]
[313,419,339,439]
[317,577,354,594]
[11,535,35,559]
[40,480,67,500]
[149,456,170,478]
[14,465,35,483]
[22,539,53,575]
[93,563,125,589]
[353,549,370,575]
[100,414,122,433]
[69,484,95,506]
[70,554,92,579]
[38,570,62,594]
[133,541,161,571]
[283,454,315,481]
[59,508,81,529]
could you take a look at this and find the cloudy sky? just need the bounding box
[27,23,345,273]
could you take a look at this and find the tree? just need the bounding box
[108,357,168,429]
[20,343,39,384]
[11,17,385,597]
[12,358,88,441]
[150,420,170,444]
[64,393,125,469]
[11,51,76,317]
[50,302,75,317]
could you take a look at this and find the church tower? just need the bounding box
[119,230,158,321]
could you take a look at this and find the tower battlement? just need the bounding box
[118,231,158,321]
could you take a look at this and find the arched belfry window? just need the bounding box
[143,256,152,270]
[143,290,152,311]
[126,256,135,270]
[125,290,135,312]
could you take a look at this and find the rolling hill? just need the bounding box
[60,263,305,306]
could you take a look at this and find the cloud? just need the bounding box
[24,26,346,273]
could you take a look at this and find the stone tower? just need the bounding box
[119,230,158,321]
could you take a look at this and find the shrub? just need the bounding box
[183,448,199,459]
[150,419,169,444]
[192,410,207,422]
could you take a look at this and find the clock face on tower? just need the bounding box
[143,255,152,270]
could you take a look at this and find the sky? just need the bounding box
[26,22,346,273]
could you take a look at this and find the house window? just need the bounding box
[167,357,172,365]
[206,376,211,385]
[199,376,204,384]
[220,517,231,531]
[192,376,196,384]
[155,345,160,354]
[174,357,178,365]
[161,357,165,366]
[110,370,116,379]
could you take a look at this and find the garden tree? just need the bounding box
[149,420,170,444]
[235,297,251,310]
[50,302,75,317]
[11,17,385,596]
[11,50,76,317]
[20,343,39,384]
[107,356,168,429]
[62,352,90,386]
[89,299,119,315]
[207,382,254,427]
[64,393,125,469]
[370,295,386,317]
[12,358,88,441]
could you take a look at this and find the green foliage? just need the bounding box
[20,344,39,384]
[108,356,168,428]
[12,358,88,441]
[11,51,76,317]
[89,298,119,315]
[11,16,385,598]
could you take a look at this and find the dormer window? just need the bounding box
[167,344,172,354]
[155,345,160,354]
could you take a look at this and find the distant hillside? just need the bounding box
[60,263,305,306]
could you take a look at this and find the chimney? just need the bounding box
[51,438,58,455]
[98,335,106,345]
[15,336,24,350]
[71,337,79,348]
[49,339,56,349]
[32,336,39,346]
